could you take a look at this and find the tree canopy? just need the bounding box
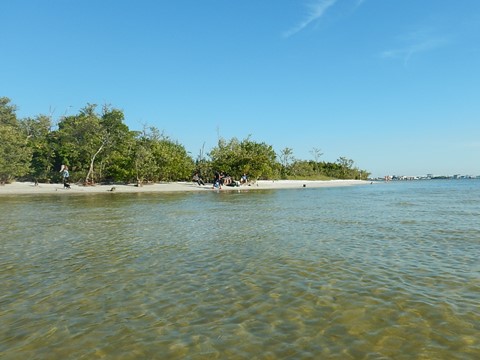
[0,98,32,183]
[209,136,277,180]
[0,97,370,184]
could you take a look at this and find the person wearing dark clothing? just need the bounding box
[193,172,205,186]
[213,171,222,189]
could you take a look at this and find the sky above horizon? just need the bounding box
[2,0,479,177]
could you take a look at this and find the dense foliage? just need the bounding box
[209,137,278,180]
[0,97,370,184]
[0,98,32,183]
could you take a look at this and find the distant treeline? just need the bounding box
[0,97,370,185]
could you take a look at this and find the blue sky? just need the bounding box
[2,0,479,177]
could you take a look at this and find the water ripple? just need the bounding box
[1,182,479,359]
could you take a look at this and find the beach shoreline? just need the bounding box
[0,180,369,195]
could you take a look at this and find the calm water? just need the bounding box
[0,180,479,359]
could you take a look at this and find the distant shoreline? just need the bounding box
[0,180,369,195]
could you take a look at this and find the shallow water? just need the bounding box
[0,180,479,359]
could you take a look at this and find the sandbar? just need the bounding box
[0,180,369,195]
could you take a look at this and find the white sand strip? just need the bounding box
[0,180,369,195]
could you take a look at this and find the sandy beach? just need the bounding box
[0,179,369,195]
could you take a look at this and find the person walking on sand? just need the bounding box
[60,165,70,188]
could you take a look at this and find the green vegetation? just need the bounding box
[0,98,32,184]
[0,97,370,184]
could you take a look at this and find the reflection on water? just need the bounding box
[1,181,479,359]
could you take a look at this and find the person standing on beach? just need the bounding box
[60,165,70,188]
[213,171,222,189]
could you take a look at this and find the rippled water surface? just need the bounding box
[1,180,479,359]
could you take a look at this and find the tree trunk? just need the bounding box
[85,143,104,185]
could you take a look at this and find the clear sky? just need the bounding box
[2,0,479,178]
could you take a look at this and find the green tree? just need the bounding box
[132,127,194,184]
[195,142,212,181]
[278,147,294,178]
[54,104,132,184]
[54,104,103,183]
[209,136,277,180]
[95,106,135,183]
[239,137,277,180]
[151,134,195,181]
[209,137,241,177]
[98,132,136,183]
[310,147,323,174]
[336,157,355,179]
[0,98,32,183]
[21,114,55,182]
[289,160,315,178]
[133,134,158,185]
[1,97,372,184]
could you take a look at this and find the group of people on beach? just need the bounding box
[59,164,248,191]
[192,171,249,189]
